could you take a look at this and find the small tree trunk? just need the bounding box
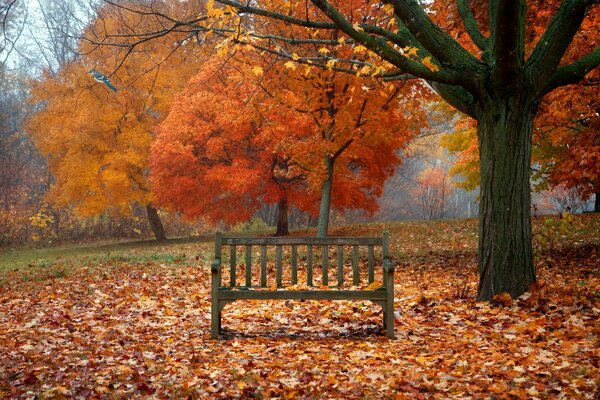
[146,204,166,241]
[317,157,334,238]
[476,95,537,301]
[275,197,289,236]
[595,192,600,212]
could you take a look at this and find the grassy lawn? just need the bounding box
[0,215,598,398]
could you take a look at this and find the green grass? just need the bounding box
[1,214,597,285]
[0,236,215,284]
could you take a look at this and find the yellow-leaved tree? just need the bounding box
[26,1,206,240]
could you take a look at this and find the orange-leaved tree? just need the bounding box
[26,1,205,240]
[150,60,319,236]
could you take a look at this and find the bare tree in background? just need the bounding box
[12,0,98,74]
[1,0,26,65]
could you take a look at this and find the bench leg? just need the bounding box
[218,309,222,332]
[383,308,387,329]
[385,300,395,339]
[211,299,220,339]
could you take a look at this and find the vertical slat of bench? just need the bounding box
[383,232,389,288]
[215,232,222,286]
[307,245,313,286]
[230,245,237,287]
[368,245,374,284]
[352,245,359,286]
[211,260,221,339]
[211,232,222,338]
[383,231,394,338]
[245,245,252,287]
[260,245,267,287]
[291,245,298,285]
[322,245,329,286]
[337,245,344,286]
[276,245,283,288]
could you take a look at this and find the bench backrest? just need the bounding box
[214,232,390,288]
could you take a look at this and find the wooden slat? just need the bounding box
[276,245,283,288]
[245,245,252,287]
[383,232,390,288]
[220,289,387,301]
[215,232,222,259]
[337,245,344,286]
[223,237,383,246]
[230,245,236,287]
[307,244,313,286]
[382,231,390,258]
[322,245,328,286]
[291,245,298,285]
[352,245,359,286]
[260,245,267,287]
[368,245,375,284]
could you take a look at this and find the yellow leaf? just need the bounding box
[251,66,263,76]
[318,47,330,54]
[303,65,312,77]
[403,46,419,58]
[422,56,440,72]
[291,53,300,61]
[118,365,133,374]
[353,45,367,53]
[284,61,297,70]
[55,386,69,395]
[357,65,371,76]
[365,281,382,290]
[352,23,364,32]
[326,59,336,70]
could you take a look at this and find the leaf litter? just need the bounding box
[0,218,598,399]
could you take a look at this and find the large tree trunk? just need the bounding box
[146,204,166,241]
[316,157,334,238]
[275,197,289,236]
[476,95,537,301]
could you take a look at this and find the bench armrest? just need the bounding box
[211,259,221,273]
[383,258,394,273]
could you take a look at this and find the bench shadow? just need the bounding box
[216,324,386,340]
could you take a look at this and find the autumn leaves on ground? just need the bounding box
[1,215,598,399]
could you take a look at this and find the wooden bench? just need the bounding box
[210,232,395,338]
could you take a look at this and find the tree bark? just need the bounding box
[476,94,537,300]
[316,157,334,237]
[275,197,289,236]
[146,204,166,241]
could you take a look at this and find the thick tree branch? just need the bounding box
[457,0,488,52]
[429,82,478,119]
[547,46,600,91]
[526,0,595,94]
